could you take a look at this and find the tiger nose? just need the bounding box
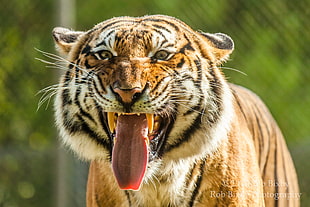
[112,87,143,104]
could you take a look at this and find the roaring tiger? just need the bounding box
[51,15,300,206]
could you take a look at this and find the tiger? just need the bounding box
[51,15,300,206]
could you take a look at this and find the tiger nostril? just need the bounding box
[112,87,143,104]
[132,91,142,101]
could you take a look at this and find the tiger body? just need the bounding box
[52,15,299,206]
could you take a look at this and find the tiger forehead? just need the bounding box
[92,22,180,56]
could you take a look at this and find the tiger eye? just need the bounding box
[99,50,113,60]
[154,50,170,60]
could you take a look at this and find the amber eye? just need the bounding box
[96,50,113,60]
[153,50,170,60]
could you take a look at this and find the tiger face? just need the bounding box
[53,15,234,190]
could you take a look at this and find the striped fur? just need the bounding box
[52,15,299,206]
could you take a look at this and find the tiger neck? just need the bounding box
[126,158,206,206]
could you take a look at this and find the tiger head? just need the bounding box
[53,15,234,190]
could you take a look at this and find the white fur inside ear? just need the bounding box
[52,27,84,56]
[52,27,84,44]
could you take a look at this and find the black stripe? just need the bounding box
[233,87,266,168]
[194,38,211,60]
[96,106,113,156]
[72,86,97,127]
[93,78,111,103]
[80,76,89,84]
[179,42,194,54]
[81,45,91,54]
[209,67,221,95]
[150,84,171,106]
[157,111,177,158]
[95,30,115,47]
[252,104,272,172]
[189,159,206,207]
[84,57,96,69]
[98,19,139,34]
[77,115,111,150]
[164,112,203,153]
[253,103,271,171]
[183,58,203,115]
[208,67,223,123]
[151,24,172,34]
[144,18,180,31]
[255,114,264,166]
[152,28,168,42]
[68,62,74,69]
[150,76,169,96]
[176,58,185,68]
[185,163,197,188]
[274,138,279,206]
[75,64,80,79]
[95,40,107,48]
[95,193,102,207]
[79,109,96,124]
[124,191,132,206]
[179,73,195,81]
[232,88,248,122]
[281,140,290,197]
[63,70,72,87]
[98,78,107,94]
[184,105,202,116]
[62,110,76,133]
[254,103,271,138]
[61,88,72,107]
[262,140,271,183]
[92,73,107,94]
[74,86,81,102]
[73,37,92,60]
[158,39,169,48]
[193,58,203,83]
[179,34,195,54]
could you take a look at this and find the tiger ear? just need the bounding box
[52,27,84,56]
[198,32,234,64]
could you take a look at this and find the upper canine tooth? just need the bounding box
[107,112,116,133]
[146,113,154,134]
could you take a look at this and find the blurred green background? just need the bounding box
[0,0,309,206]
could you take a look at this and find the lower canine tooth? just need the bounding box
[107,112,116,133]
[146,114,154,134]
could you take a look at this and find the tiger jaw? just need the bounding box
[106,113,166,149]
[105,112,172,190]
[107,112,156,135]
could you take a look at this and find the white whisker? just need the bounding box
[218,66,247,76]
[35,48,90,75]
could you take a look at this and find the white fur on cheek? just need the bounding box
[163,74,234,161]
[54,81,110,160]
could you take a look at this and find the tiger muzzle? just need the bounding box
[110,58,149,107]
[112,86,143,104]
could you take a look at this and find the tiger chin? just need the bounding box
[51,15,299,206]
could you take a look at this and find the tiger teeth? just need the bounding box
[146,113,154,134]
[117,113,136,116]
[107,112,116,133]
[107,112,155,134]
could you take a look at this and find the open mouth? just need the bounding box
[104,112,172,190]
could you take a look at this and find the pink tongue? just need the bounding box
[112,114,149,191]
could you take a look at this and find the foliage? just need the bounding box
[0,0,56,206]
[0,0,309,206]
